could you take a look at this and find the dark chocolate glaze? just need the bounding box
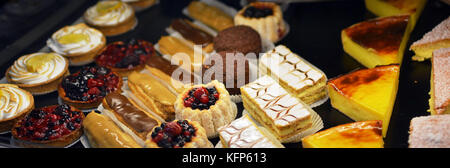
[345,15,409,54]
[171,19,213,47]
[105,92,158,134]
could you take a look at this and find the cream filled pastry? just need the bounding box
[47,23,106,66]
[0,84,34,133]
[6,52,69,95]
[84,1,136,36]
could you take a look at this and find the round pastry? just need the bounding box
[174,80,237,138]
[145,120,213,148]
[58,66,123,109]
[83,1,136,36]
[0,84,34,133]
[47,23,106,66]
[5,52,69,95]
[202,51,250,95]
[11,104,84,148]
[121,0,156,11]
[213,25,262,56]
[234,2,286,43]
[95,39,155,77]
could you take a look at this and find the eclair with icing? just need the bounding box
[101,92,160,147]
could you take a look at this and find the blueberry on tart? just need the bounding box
[11,104,84,148]
[145,120,213,148]
[95,39,155,77]
[174,80,237,138]
[58,66,122,109]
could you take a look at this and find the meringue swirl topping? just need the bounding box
[84,1,134,26]
[47,23,105,56]
[0,84,32,120]
[8,53,67,85]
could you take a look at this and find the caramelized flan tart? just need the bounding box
[327,64,400,137]
[365,0,427,28]
[218,114,284,148]
[83,112,140,148]
[302,120,384,148]
[410,16,450,61]
[342,15,412,68]
[259,45,327,105]
[145,120,213,148]
[429,48,450,115]
[241,76,321,143]
[174,80,237,138]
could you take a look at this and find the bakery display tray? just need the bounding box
[0,0,449,148]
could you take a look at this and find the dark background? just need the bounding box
[0,0,449,148]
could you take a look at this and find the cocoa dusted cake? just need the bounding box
[213,25,262,56]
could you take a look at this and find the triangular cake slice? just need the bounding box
[429,48,450,115]
[365,0,427,28]
[342,15,412,68]
[302,120,384,148]
[410,16,450,61]
[327,64,400,137]
[408,115,450,148]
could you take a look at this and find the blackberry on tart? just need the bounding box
[58,65,123,109]
[174,80,237,138]
[11,104,84,148]
[95,39,155,77]
[145,120,213,148]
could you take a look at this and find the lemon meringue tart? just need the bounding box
[0,84,34,133]
[174,80,238,138]
[47,23,106,66]
[6,52,69,95]
[84,1,136,36]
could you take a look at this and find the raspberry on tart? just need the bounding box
[174,80,237,138]
[95,39,155,77]
[58,66,123,109]
[11,104,84,148]
[145,120,213,148]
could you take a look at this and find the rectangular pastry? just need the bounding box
[429,48,450,115]
[259,45,327,105]
[157,36,205,73]
[218,114,284,148]
[408,115,450,148]
[241,75,314,142]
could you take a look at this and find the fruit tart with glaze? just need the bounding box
[11,104,84,148]
[174,80,237,138]
[145,120,213,148]
[58,65,123,110]
[95,39,155,77]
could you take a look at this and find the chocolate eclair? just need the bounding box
[101,92,160,146]
[170,19,214,53]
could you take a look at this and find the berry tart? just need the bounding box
[234,2,286,43]
[11,104,84,148]
[95,39,155,77]
[58,66,123,110]
[145,120,213,148]
[174,80,237,138]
